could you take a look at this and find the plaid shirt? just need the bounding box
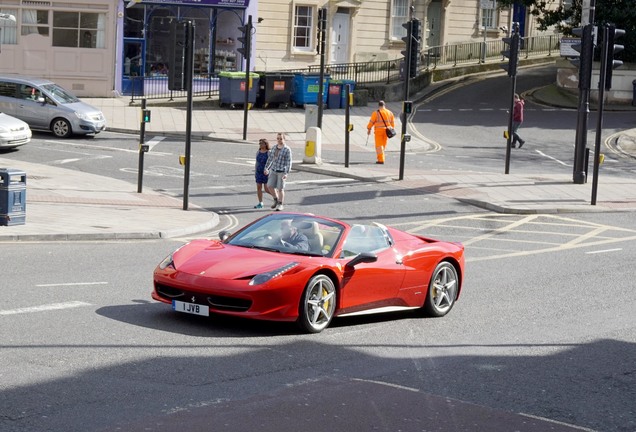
[265,145,292,174]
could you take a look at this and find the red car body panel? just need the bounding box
[152,213,465,324]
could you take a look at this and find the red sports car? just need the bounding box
[152,212,465,333]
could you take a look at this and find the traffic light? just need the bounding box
[142,109,151,123]
[410,19,421,78]
[501,32,520,77]
[604,25,624,90]
[237,22,251,59]
[403,100,413,114]
[401,20,413,78]
[571,24,594,90]
[168,21,188,91]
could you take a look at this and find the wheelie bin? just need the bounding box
[219,72,260,108]
[256,72,294,108]
[291,73,330,108]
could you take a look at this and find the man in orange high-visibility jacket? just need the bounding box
[367,100,395,164]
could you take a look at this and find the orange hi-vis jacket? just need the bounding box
[367,108,395,137]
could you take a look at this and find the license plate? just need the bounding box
[172,300,209,317]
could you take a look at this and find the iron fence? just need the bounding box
[127,34,560,103]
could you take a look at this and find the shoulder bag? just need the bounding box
[378,110,396,138]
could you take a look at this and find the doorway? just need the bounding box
[331,10,350,64]
[122,38,145,96]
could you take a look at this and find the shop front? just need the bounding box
[120,0,254,96]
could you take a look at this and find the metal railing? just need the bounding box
[127,34,560,102]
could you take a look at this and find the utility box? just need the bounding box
[0,168,26,226]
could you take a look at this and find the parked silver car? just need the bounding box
[0,75,106,138]
[0,112,31,149]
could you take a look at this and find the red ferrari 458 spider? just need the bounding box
[153,212,465,333]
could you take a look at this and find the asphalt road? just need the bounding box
[1,66,635,431]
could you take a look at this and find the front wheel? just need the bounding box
[298,274,336,333]
[51,118,72,138]
[423,261,458,317]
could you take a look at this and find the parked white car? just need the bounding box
[0,112,31,149]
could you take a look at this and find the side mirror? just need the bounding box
[345,252,377,268]
[37,96,45,104]
[219,230,231,241]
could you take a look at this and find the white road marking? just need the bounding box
[145,136,166,152]
[585,248,622,254]
[0,301,91,316]
[218,160,254,166]
[35,282,108,287]
[44,139,172,156]
[535,150,568,166]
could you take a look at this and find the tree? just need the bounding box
[497,0,636,62]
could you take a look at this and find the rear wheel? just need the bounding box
[51,118,72,138]
[298,274,336,333]
[423,261,458,317]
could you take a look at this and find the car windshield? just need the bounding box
[41,83,80,104]
[227,214,345,258]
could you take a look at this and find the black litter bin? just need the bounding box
[256,72,294,108]
[219,72,260,108]
[327,81,343,109]
[0,168,26,226]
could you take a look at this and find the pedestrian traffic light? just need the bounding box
[571,24,595,90]
[168,20,188,91]
[403,100,413,114]
[237,22,251,58]
[501,32,520,77]
[142,109,151,123]
[604,25,624,91]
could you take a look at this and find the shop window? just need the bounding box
[52,11,105,48]
[0,9,18,44]
[391,0,408,40]
[292,4,315,53]
[124,7,144,38]
[22,10,49,36]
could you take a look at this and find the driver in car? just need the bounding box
[280,220,309,251]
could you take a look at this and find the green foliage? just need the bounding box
[497,0,635,62]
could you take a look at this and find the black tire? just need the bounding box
[51,118,72,138]
[298,274,336,333]
[423,261,458,317]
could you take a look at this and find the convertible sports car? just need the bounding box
[152,212,465,333]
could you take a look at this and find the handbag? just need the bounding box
[378,110,396,138]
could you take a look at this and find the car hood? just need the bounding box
[59,101,105,119]
[0,112,30,129]
[175,241,303,280]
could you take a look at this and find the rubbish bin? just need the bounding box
[0,168,26,226]
[256,72,294,108]
[292,73,330,108]
[339,79,356,108]
[327,81,343,109]
[632,80,636,107]
[218,72,260,108]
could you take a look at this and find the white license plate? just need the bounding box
[172,300,209,317]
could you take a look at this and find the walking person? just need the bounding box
[367,100,395,164]
[253,138,271,209]
[264,132,292,211]
[512,93,525,148]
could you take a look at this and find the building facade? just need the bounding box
[0,0,552,97]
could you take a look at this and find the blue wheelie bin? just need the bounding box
[340,79,356,108]
[292,73,330,108]
[327,81,342,109]
[0,168,26,226]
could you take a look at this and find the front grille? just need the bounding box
[156,283,185,299]
[207,295,251,312]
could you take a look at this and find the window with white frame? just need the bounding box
[0,9,18,44]
[22,10,49,36]
[391,0,408,39]
[293,5,314,52]
[481,0,497,29]
[52,11,105,48]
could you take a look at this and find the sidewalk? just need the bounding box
[2,79,636,241]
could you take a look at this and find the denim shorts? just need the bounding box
[267,170,286,190]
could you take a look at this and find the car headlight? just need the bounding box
[74,111,89,120]
[249,262,299,286]
[158,253,174,270]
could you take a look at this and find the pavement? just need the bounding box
[1,75,636,242]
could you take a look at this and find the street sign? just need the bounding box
[560,38,580,57]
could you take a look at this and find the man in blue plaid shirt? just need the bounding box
[264,132,292,211]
